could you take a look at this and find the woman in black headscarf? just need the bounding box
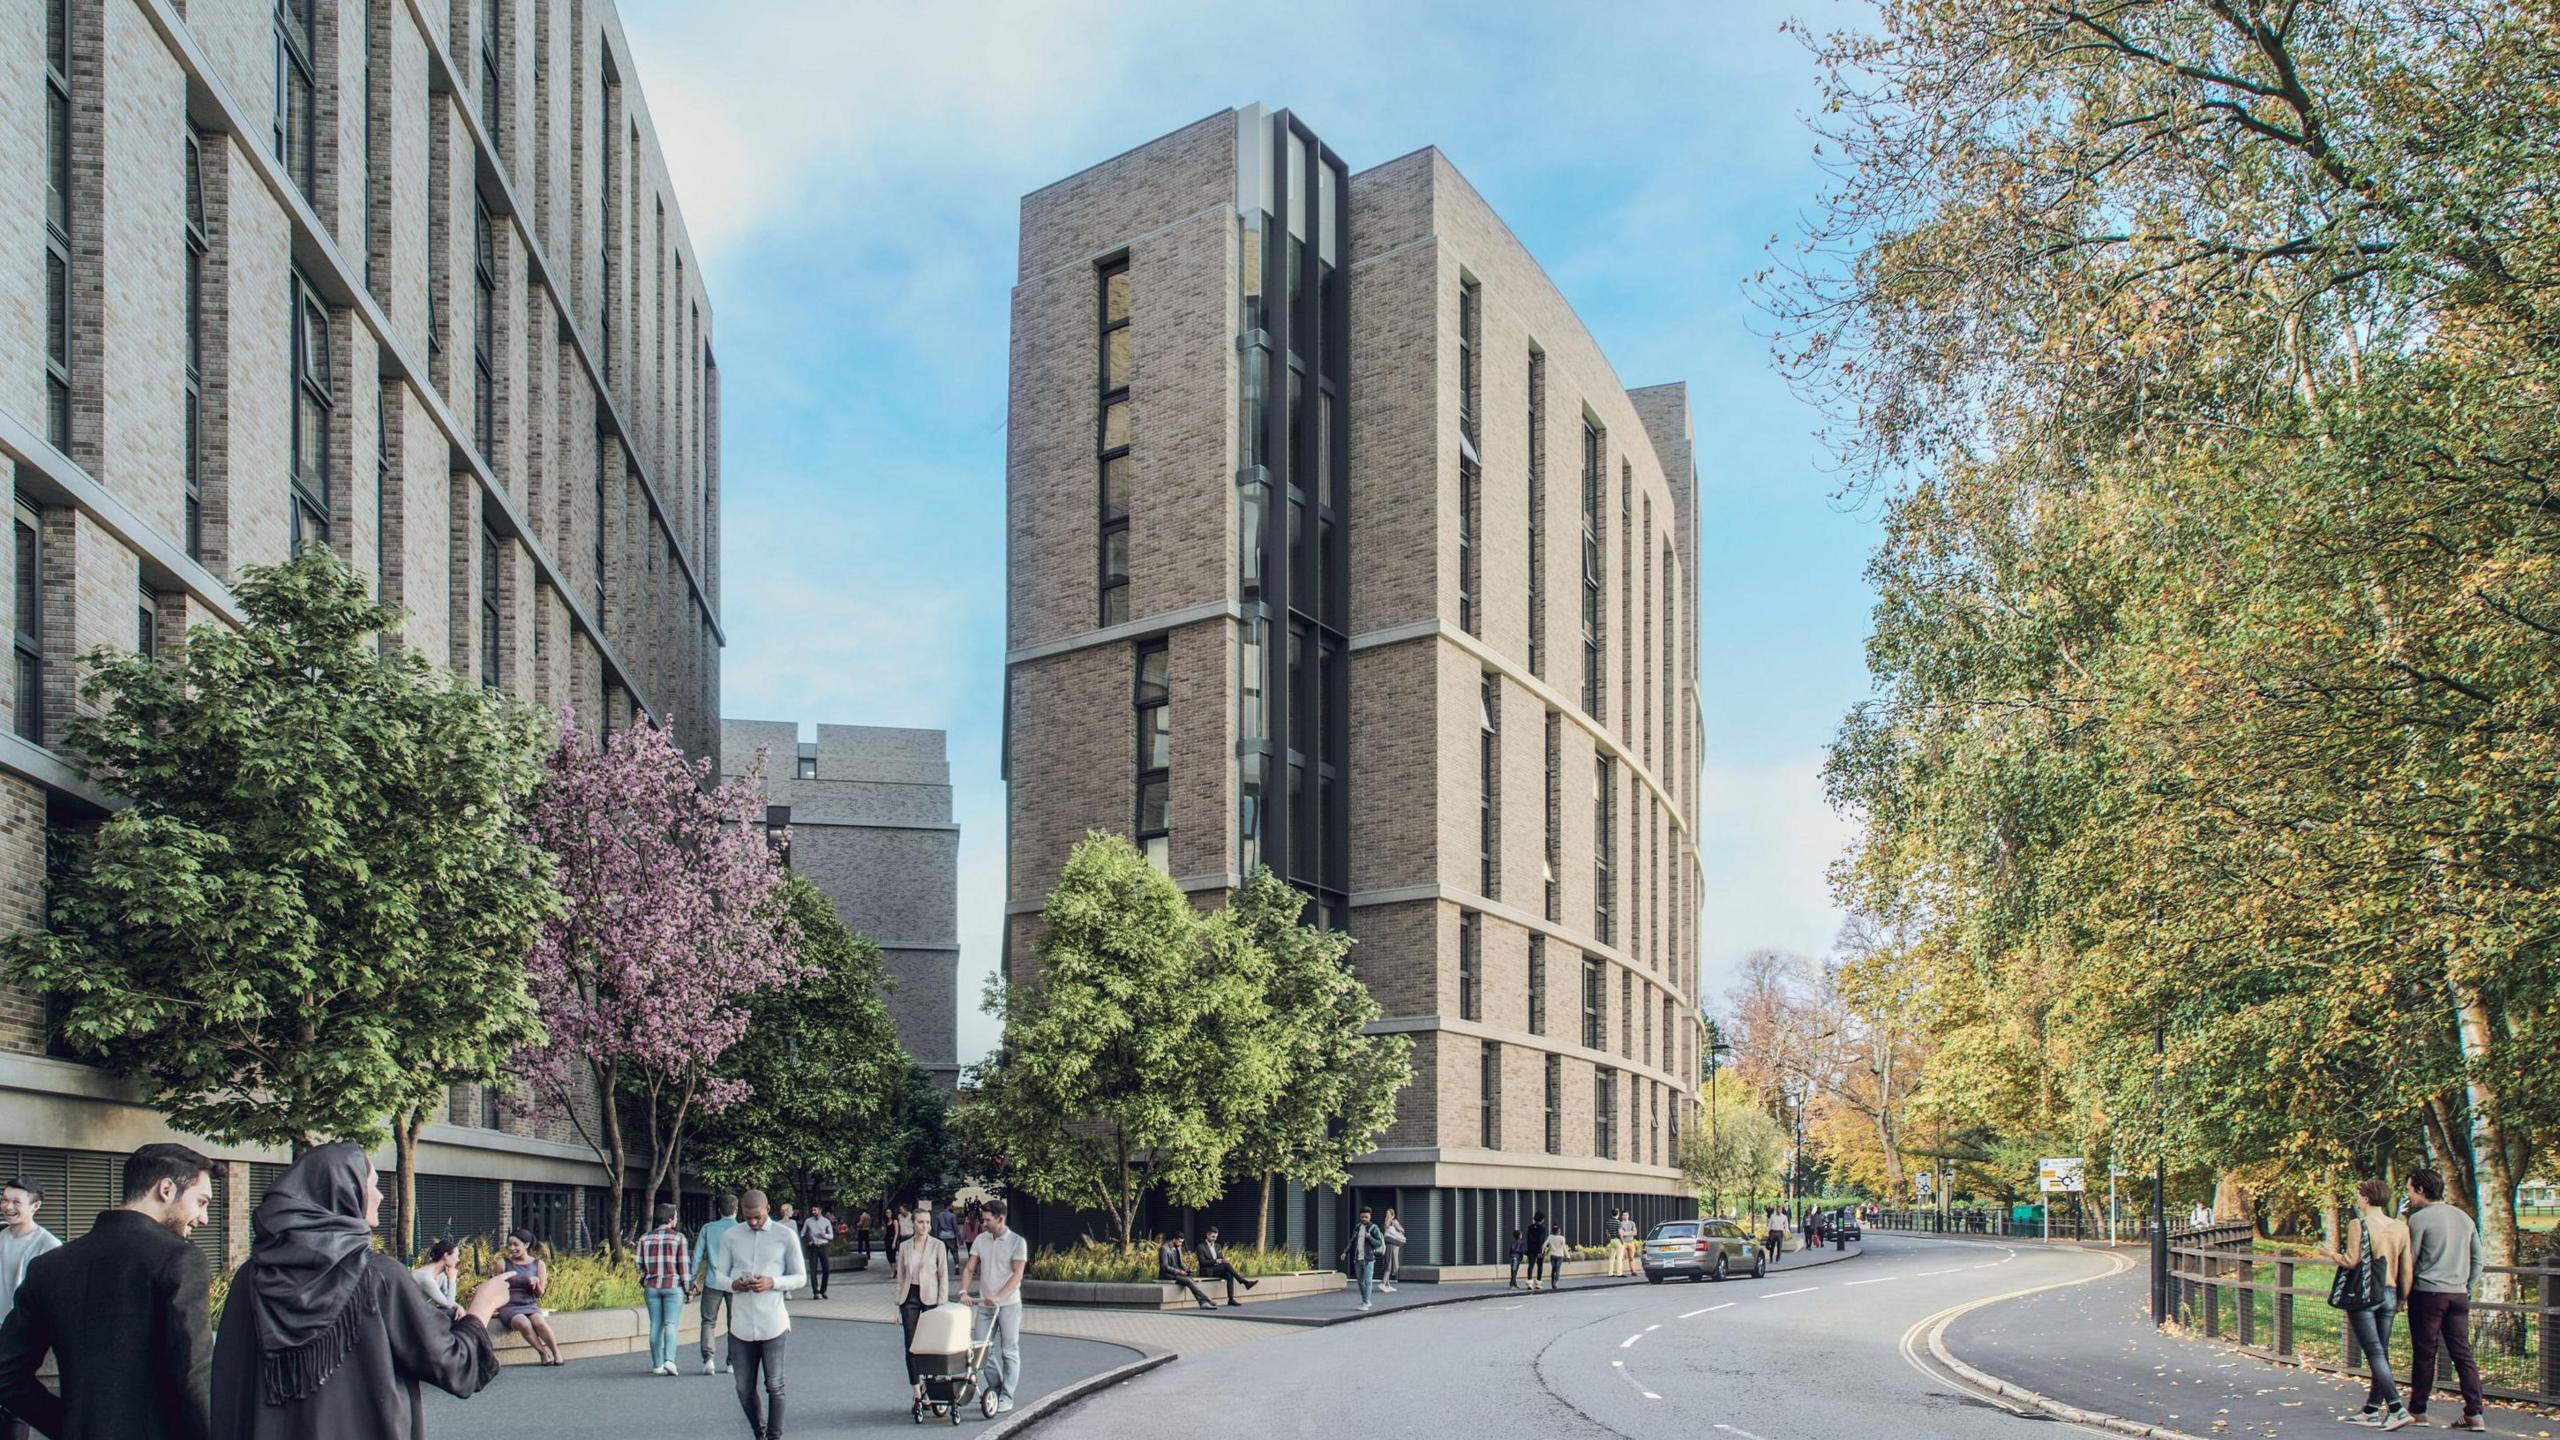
[211,1142,510,1439]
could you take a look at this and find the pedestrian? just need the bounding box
[800,1207,834,1301]
[2403,1168,2486,1432]
[932,1201,959,1255]
[1341,1207,1386,1311]
[0,1144,215,1440]
[635,1204,689,1376]
[1155,1233,1218,1310]
[1195,1228,1258,1306]
[852,1209,874,1271]
[1541,1225,1571,1290]
[207,1142,508,1440]
[958,1201,980,1254]
[1505,1229,1528,1289]
[409,1241,464,1319]
[956,1199,1026,1418]
[689,1195,741,1376]
[1765,1207,1786,1257]
[715,1190,805,1440]
[1619,1210,1640,1274]
[1380,1208,1406,1293]
[0,1176,59,1440]
[2319,1177,2412,1430]
[490,1231,563,1365]
[1522,1213,1550,1293]
[1603,1210,1624,1277]
[890,1201,948,1405]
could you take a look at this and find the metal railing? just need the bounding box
[2168,1238,2560,1407]
[1870,1206,2161,1243]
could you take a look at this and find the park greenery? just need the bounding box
[964,837,1413,1249]
[1679,1087,1788,1217]
[1740,0,2560,1335]
[1026,1240,1317,1285]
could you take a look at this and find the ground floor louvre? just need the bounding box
[1010,1171,1699,1271]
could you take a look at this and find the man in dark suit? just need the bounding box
[1154,1234,1218,1310]
[1193,1228,1259,1307]
[0,1143,216,1440]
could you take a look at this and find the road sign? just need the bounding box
[2038,1157,2086,1194]
[1915,1170,1934,1197]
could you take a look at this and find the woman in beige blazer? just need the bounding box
[892,1202,951,1400]
[2321,1176,2414,1428]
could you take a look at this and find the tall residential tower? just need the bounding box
[1004,107,1704,1266]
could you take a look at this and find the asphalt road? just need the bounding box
[1033,1234,2122,1440]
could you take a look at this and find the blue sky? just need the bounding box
[620,0,1880,1063]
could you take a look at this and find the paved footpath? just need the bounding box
[1941,1247,2551,1437]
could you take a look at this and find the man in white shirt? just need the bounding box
[800,1207,835,1300]
[716,1191,805,1440]
[957,1198,1029,1416]
[0,1179,61,1440]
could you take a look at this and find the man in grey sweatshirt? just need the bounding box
[2401,1168,2485,1430]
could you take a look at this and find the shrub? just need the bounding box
[1027,1240,1316,1283]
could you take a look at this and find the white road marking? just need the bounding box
[1678,1302,1734,1318]
[1646,1323,1660,1331]
[1844,1276,1897,1286]
[1758,1286,1816,1298]
[1913,1269,1957,1276]
[1715,1425,1774,1440]
[1619,1332,1645,1349]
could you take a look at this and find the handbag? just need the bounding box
[2326,1220,2387,1310]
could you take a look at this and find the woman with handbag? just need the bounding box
[2321,1177,2414,1430]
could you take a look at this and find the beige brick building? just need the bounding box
[1004,107,1704,1267]
[0,0,723,1266]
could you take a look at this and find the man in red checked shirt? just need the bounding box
[635,1204,690,1376]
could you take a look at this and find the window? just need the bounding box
[1543,1053,1560,1154]
[473,193,495,445]
[479,525,501,688]
[44,0,72,450]
[1621,970,1633,1058]
[593,469,607,615]
[1649,1081,1661,1166]
[274,0,316,198]
[136,587,158,659]
[1663,998,1675,1074]
[425,96,442,367]
[1134,639,1168,873]
[1479,672,1498,896]
[14,506,44,742]
[1527,933,1547,1036]
[1543,711,1559,920]
[1594,756,1616,943]
[795,749,816,780]
[1458,910,1480,1022]
[476,0,499,120]
[1527,349,1545,676]
[1595,1066,1617,1160]
[763,805,790,868]
[374,386,391,609]
[1581,421,1603,715]
[290,278,332,555]
[599,77,617,384]
[184,128,207,560]
[1479,1040,1499,1150]
[1457,276,1480,636]
[1097,259,1132,627]
[1582,956,1605,1051]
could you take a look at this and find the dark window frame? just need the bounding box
[1582,955,1606,1052]
[289,275,333,556]
[184,128,207,560]
[1097,256,1132,627]
[1479,671,1499,897]
[1526,347,1545,676]
[1594,755,1616,944]
[1581,421,1604,716]
[14,505,45,743]
[1457,909,1480,1022]
[479,524,501,688]
[136,585,158,659]
[1479,1039,1499,1150]
[274,0,316,198]
[1595,1065,1617,1161]
[44,0,72,450]
[473,191,496,445]
[1527,932,1546,1037]
[1133,638,1169,872]
[1542,1052,1561,1155]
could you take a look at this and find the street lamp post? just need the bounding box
[2151,1015,2168,1325]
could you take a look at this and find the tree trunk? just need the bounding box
[1257,1172,1274,1250]
[597,1065,628,1252]
[2452,980,2526,1353]
[394,1106,425,1261]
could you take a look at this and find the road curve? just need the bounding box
[1029,1235,2125,1440]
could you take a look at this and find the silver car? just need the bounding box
[1642,1218,1766,1283]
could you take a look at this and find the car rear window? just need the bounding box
[1649,1222,1700,1240]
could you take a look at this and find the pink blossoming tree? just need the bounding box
[517,712,802,1246]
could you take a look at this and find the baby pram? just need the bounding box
[907,1301,995,1425]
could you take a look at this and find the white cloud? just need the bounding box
[1694,751,1856,1006]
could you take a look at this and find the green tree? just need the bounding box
[5,552,554,1226]
[1210,869,1413,1245]
[878,1063,963,1205]
[1680,1091,1787,1217]
[690,875,908,1208]
[962,833,1278,1248]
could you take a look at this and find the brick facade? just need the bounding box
[1005,108,1708,1259]
[0,0,725,1228]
